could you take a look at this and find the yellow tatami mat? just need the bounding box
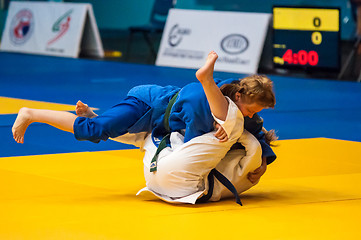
[0,97,97,114]
[0,138,360,239]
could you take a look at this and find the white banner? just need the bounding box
[156,9,271,74]
[0,1,103,58]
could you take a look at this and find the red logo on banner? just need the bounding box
[10,9,34,45]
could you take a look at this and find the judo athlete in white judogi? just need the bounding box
[115,99,267,204]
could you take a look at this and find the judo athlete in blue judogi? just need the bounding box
[73,78,274,145]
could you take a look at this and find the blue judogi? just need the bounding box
[73,78,276,164]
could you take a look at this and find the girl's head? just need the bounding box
[220,75,276,118]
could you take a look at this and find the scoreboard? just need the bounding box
[273,7,340,70]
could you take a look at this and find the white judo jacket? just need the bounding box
[112,97,262,204]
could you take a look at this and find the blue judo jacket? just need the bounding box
[127,78,276,165]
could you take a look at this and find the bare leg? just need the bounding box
[195,51,218,84]
[75,100,98,118]
[195,51,228,121]
[12,107,77,144]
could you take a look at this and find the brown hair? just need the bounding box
[220,75,276,108]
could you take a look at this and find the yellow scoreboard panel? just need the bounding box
[273,7,340,69]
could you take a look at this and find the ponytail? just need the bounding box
[262,127,279,147]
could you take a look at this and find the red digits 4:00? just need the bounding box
[282,49,319,66]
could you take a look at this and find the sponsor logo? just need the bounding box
[220,34,248,55]
[168,24,191,47]
[47,9,73,46]
[10,9,34,45]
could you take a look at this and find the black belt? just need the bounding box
[197,169,243,206]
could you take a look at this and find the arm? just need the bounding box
[215,122,271,183]
[237,130,263,179]
[244,114,277,165]
[228,114,276,183]
[196,51,228,121]
[243,114,276,183]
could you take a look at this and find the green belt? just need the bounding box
[150,92,179,172]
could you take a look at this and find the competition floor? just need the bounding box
[1,52,361,239]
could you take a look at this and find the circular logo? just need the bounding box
[168,24,182,47]
[10,9,34,45]
[220,34,248,55]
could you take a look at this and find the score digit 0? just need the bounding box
[313,17,321,28]
[312,17,322,45]
[312,31,322,45]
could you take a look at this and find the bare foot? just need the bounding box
[75,100,97,118]
[196,51,218,83]
[12,107,33,144]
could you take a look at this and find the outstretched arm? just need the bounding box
[196,51,228,121]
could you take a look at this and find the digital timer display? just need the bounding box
[273,7,340,70]
[281,49,319,66]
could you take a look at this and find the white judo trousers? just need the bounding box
[112,98,262,204]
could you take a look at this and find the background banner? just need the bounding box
[0,1,103,58]
[156,9,271,74]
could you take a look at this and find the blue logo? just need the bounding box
[220,34,249,55]
[10,9,34,45]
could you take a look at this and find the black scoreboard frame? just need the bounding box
[272,5,341,72]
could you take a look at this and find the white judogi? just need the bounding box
[112,97,262,204]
